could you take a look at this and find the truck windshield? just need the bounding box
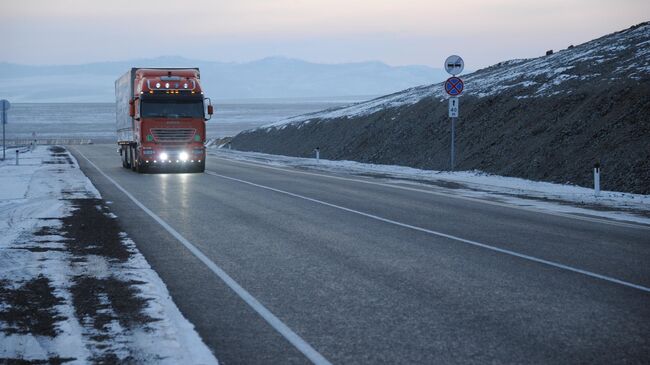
[141,99,203,118]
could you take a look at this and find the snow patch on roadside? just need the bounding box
[209,149,650,226]
[0,146,218,364]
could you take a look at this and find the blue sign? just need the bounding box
[444,77,464,96]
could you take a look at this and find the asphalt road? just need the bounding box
[70,144,650,365]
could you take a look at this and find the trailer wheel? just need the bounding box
[121,146,129,168]
[124,145,132,169]
[130,146,136,171]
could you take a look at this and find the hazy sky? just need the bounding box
[1,0,648,69]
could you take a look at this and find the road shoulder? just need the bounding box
[0,146,218,364]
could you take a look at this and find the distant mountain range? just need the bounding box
[0,56,447,102]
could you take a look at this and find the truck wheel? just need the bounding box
[136,160,148,173]
[195,160,205,173]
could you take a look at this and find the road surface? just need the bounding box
[70,144,650,364]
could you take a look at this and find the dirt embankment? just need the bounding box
[231,79,650,194]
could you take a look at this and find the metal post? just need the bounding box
[2,109,5,161]
[594,163,601,197]
[15,149,19,165]
[450,117,456,171]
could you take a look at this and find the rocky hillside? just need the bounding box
[231,23,650,194]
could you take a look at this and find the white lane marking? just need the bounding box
[205,170,650,294]
[72,147,332,365]
[210,154,650,231]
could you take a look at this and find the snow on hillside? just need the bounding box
[257,22,650,130]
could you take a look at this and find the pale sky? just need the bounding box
[1,0,648,69]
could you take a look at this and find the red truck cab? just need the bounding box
[116,68,213,173]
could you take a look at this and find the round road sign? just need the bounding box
[444,77,464,96]
[444,55,464,75]
[0,99,10,111]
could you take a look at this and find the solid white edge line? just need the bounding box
[209,153,650,231]
[72,147,332,365]
[205,170,650,294]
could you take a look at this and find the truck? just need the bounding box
[115,68,213,173]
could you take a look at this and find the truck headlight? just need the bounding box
[159,152,168,161]
[179,152,189,161]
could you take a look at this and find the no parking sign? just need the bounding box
[444,77,464,97]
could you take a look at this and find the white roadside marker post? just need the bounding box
[15,149,19,165]
[314,147,320,162]
[594,162,601,197]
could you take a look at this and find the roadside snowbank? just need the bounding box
[0,146,218,364]
[209,148,650,226]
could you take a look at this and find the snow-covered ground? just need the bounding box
[209,148,650,226]
[0,146,218,364]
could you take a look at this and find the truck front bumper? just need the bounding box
[140,147,204,165]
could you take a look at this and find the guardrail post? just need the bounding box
[594,162,601,197]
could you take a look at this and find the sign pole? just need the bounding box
[2,106,5,161]
[443,56,464,172]
[451,117,456,170]
[1,100,10,161]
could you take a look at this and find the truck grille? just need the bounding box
[151,128,196,142]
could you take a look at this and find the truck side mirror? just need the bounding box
[204,98,213,121]
[129,99,135,117]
